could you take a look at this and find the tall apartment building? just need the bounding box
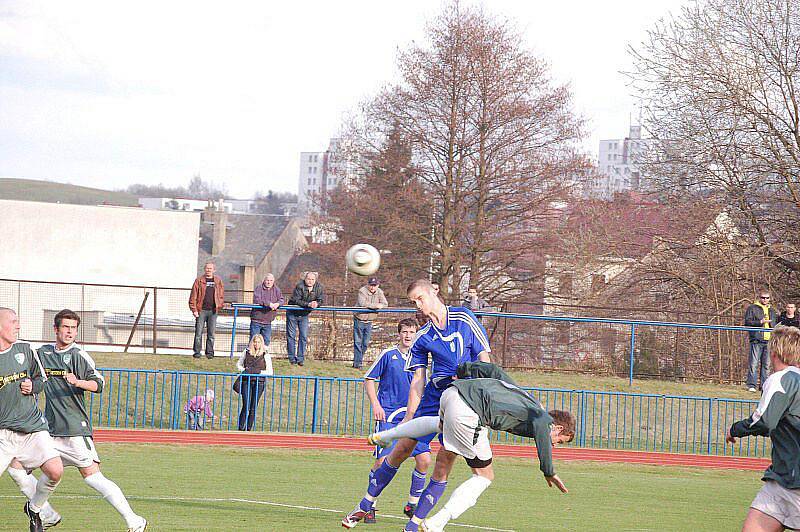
[297,137,352,214]
[588,125,651,199]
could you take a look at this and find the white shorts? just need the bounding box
[0,429,60,471]
[54,436,101,469]
[439,387,492,462]
[751,480,800,529]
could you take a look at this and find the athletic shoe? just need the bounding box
[24,502,44,532]
[192,353,202,359]
[420,519,444,532]
[748,387,757,392]
[367,433,390,448]
[342,506,368,529]
[298,361,304,366]
[363,508,376,524]
[403,503,417,518]
[41,509,62,529]
[127,517,147,532]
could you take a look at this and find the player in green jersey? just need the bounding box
[0,307,63,532]
[7,309,147,532]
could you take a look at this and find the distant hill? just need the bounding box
[0,178,140,207]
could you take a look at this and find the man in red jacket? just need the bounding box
[189,262,225,359]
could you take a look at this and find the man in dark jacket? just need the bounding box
[286,272,324,366]
[744,290,779,392]
[778,303,799,328]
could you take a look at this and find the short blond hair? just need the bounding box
[769,325,800,366]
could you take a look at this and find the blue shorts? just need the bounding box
[374,419,431,459]
[407,382,447,445]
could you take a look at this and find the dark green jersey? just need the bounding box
[453,362,555,477]
[37,344,104,437]
[457,361,519,386]
[730,366,800,489]
[0,342,48,433]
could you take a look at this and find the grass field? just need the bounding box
[92,351,755,400]
[0,443,760,531]
[0,178,139,206]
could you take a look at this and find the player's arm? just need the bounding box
[463,308,492,363]
[727,375,793,442]
[402,367,426,422]
[66,351,104,393]
[530,413,567,492]
[364,379,385,421]
[22,347,46,395]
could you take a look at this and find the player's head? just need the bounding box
[548,410,576,446]
[54,309,80,348]
[0,307,19,346]
[407,279,444,316]
[769,325,800,366]
[397,318,418,348]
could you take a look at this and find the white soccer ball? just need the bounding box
[346,243,381,276]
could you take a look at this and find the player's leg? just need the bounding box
[342,438,416,528]
[205,311,217,358]
[369,416,440,447]
[6,461,60,526]
[286,313,298,364]
[403,450,458,531]
[405,450,431,517]
[423,465,494,532]
[80,462,147,530]
[296,315,309,365]
[742,508,786,532]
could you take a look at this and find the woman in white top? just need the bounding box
[236,334,272,431]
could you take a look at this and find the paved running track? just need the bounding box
[94,429,769,471]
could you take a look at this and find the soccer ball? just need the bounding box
[346,244,381,276]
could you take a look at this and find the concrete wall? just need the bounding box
[0,199,199,287]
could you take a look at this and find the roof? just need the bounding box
[197,214,293,282]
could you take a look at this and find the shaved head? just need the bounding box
[0,307,19,348]
[0,307,15,321]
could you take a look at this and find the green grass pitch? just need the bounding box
[0,443,759,530]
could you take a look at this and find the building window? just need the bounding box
[308,155,313,162]
[607,154,612,160]
[307,178,311,185]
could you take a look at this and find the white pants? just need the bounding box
[439,387,492,461]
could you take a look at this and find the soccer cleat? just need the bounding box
[41,509,62,529]
[367,433,390,448]
[342,506,368,529]
[748,387,757,392]
[403,503,417,518]
[420,519,444,532]
[24,502,44,532]
[363,508,376,524]
[127,517,147,532]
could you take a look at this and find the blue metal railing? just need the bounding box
[90,368,768,459]
[229,304,766,385]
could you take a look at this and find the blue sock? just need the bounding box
[404,521,420,532]
[367,460,399,499]
[414,479,447,520]
[409,468,426,503]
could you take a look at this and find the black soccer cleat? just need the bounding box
[24,502,44,532]
[363,508,376,524]
[403,503,417,518]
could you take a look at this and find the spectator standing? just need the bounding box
[250,273,284,344]
[744,290,779,392]
[184,389,215,430]
[286,272,324,366]
[353,277,388,369]
[236,334,273,431]
[189,262,225,359]
[462,287,491,322]
[778,303,800,328]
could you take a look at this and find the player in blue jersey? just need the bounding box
[343,279,491,528]
[359,318,431,525]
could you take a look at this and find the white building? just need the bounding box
[138,197,235,213]
[589,125,651,199]
[297,137,354,213]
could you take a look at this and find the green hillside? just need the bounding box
[0,178,139,206]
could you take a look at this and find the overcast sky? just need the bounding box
[0,0,685,198]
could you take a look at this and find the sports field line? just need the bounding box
[0,494,516,532]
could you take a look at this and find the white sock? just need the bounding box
[7,468,58,518]
[30,473,60,512]
[84,472,141,528]
[427,475,492,527]
[376,416,440,443]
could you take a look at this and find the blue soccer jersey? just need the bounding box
[364,346,413,418]
[406,306,491,421]
[365,346,430,458]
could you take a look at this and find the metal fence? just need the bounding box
[1,277,763,384]
[88,368,768,459]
